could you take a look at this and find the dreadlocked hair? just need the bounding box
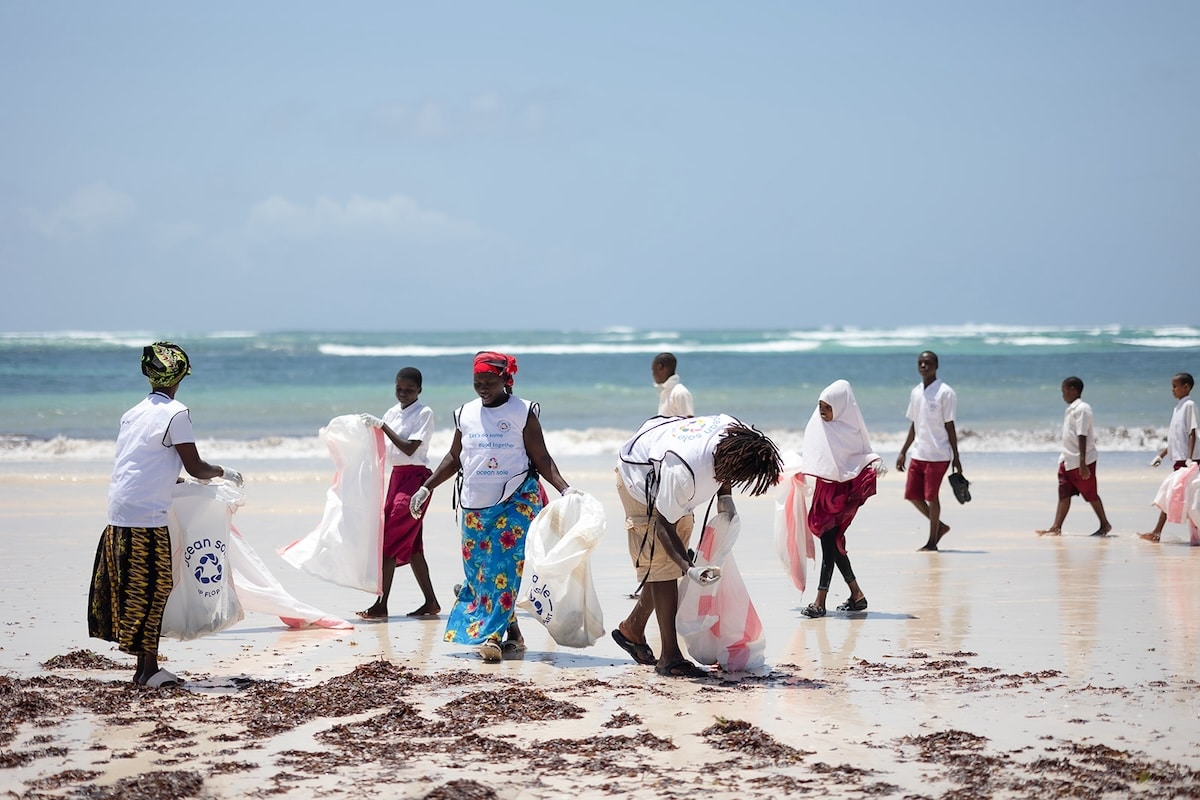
[713,422,783,496]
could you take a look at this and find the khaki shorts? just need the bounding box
[616,470,694,583]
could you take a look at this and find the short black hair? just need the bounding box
[653,352,677,372]
[397,367,423,387]
[1175,372,1194,390]
[1063,376,1084,393]
[919,350,939,367]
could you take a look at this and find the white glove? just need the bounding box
[872,460,888,478]
[687,565,721,585]
[409,486,431,518]
[1150,455,1163,467]
[220,467,244,487]
[562,486,584,497]
[717,494,736,517]
[360,413,384,429]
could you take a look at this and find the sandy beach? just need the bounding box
[2,451,1198,798]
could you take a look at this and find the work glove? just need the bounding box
[686,565,721,585]
[1149,455,1163,467]
[221,467,244,487]
[562,486,584,497]
[360,414,384,428]
[717,494,736,517]
[872,460,888,478]
[409,486,431,518]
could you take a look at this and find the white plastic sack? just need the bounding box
[677,511,766,672]
[161,482,245,640]
[1152,462,1200,546]
[517,492,606,648]
[279,415,386,593]
[229,524,354,630]
[773,451,814,593]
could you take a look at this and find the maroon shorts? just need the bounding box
[904,459,950,502]
[1057,462,1100,503]
[383,464,433,564]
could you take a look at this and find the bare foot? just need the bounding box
[405,602,441,618]
[918,543,938,552]
[356,603,388,620]
[1137,531,1161,542]
[935,522,950,544]
[1036,528,1061,537]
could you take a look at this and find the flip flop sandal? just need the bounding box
[611,629,656,666]
[501,639,526,656]
[801,603,827,618]
[654,658,708,678]
[478,640,502,663]
[143,669,182,689]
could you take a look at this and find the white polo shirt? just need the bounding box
[905,379,957,462]
[382,401,434,468]
[1060,398,1098,470]
[1167,396,1199,461]
[108,391,195,527]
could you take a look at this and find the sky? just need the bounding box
[1,2,1195,333]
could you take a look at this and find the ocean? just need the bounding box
[2,325,1198,462]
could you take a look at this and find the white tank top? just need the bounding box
[456,395,533,508]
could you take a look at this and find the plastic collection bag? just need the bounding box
[516,492,606,648]
[279,415,386,593]
[161,482,245,640]
[1152,462,1200,545]
[228,524,353,630]
[676,511,765,672]
[773,451,814,594]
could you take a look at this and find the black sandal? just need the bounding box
[801,603,826,618]
[836,596,868,612]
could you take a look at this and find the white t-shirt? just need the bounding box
[382,401,433,468]
[905,379,957,462]
[1167,396,1199,461]
[656,375,694,417]
[618,414,734,524]
[108,391,196,527]
[1060,398,1098,469]
[456,395,532,508]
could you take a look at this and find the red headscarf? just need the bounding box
[473,351,518,388]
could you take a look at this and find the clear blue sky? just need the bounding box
[2,2,1195,332]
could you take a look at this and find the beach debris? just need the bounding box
[699,717,813,764]
[40,649,129,671]
[423,780,499,800]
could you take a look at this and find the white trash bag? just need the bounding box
[161,482,245,640]
[517,492,606,648]
[773,450,814,594]
[279,415,386,593]
[677,511,766,672]
[228,524,353,630]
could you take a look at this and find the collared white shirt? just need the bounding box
[1060,398,1098,469]
[1167,396,1199,460]
[655,375,694,417]
[904,379,957,461]
[382,401,433,468]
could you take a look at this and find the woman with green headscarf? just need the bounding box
[87,342,244,688]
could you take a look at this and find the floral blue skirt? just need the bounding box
[444,475,543,645]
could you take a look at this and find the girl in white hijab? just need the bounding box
[801,380,886,618]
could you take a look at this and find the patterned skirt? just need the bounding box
[443,475,543,645]
[87,525,173,654]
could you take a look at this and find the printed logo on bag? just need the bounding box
[184,537,227,599]
[526,574,553,624]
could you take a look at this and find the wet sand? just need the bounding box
[1,452,1198,798]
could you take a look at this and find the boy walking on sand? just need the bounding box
[1138,372,1198,542]
[896,351,962,551]
[1037,376,1112,537]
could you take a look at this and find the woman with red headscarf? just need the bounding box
[411,351,574,662]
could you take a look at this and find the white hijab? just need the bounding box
[802,380,880,482]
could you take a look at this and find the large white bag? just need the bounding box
[228,525,353,630]
[517,492,606,648]
[279,415,386,593]
[677,511,766,672]
[1152,462,1200,546]
[773,451,814,594]
[161,482,245,640]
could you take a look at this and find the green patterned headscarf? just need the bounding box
[141,341,191,387]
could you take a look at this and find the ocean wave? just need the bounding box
[1,426,1168,463]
